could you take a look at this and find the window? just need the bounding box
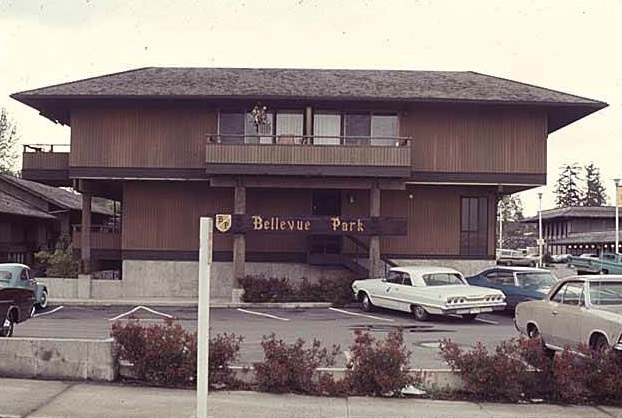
[276,112,303,144]
[387,271,402,284]
[460,197,488,256]
[423,273,465,286]
[343,113,398,146]
[218,111,273,144]
[551,281,585,306]
[313,113,341,145]
[486,271,515,286]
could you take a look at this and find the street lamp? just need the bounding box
[538,192,543,268]
[615,178,620,255]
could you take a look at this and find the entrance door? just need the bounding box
[309,190,342,256]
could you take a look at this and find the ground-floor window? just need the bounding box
[460,196,488,256]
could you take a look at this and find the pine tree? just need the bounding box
[0,108,20,174]
[582,163,607,206]
[554,164,583,208]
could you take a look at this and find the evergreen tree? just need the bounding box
[582,163,607,206]
[0,108,20,174]
[554,164,583,207]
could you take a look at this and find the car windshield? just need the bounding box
[423,273,465,286]
[516,272,557,288]
[589,281,622,306]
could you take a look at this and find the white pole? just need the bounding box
[498,202,503,250]
[538,193,543,268]
[197,217,213,418]
[615,179,620,255]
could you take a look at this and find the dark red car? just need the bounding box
[0,263,36,337]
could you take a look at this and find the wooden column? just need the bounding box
[233,182,246,286]
[369,183,381,278]
[80,192,92,274]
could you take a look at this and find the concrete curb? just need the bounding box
[50,298,333,309]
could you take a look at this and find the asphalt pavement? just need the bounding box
[2,377,621,418]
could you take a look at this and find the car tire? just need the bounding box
[37,289,49,310]
[360,293,374,312]
[527,323,555,359]
[591,334,609,353]
[411,305,429,321]
[1,312,15,338]
[461,313,477,321]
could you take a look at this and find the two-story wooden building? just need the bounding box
[10,67,606,299]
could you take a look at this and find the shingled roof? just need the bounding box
[0,173,112,215]
[0,192,56,219]
[10,67,607,132]
[523,206,619,223]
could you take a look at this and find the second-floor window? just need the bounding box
[319,112,398,146]
[219,111,273,144]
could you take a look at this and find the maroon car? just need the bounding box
[0,263,36,337]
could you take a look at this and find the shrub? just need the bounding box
[345,329,414,396]
[440,337,554,402]
[111,319,243,389]
[34,235,79,278]
[111,318,196,387]
[239,275,354,306]
[254,333,341,394]
[209,332,244,387]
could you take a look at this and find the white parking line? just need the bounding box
[329,307,395,322]
[236,308,290,321]
[32,305,64,318]
[475,317,499,325]
[108,305,174,321]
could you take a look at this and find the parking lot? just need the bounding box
[14,304,519,369]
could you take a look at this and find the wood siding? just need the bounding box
[70,105,217,168]
[405,105,547,174]
[122,182,496,258]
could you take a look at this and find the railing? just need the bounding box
[207,134,410,147]
[23,144,71,153]
[71,225,121,250]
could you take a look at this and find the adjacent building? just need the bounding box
[10,67,606,299]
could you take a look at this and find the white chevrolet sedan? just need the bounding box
[351,266,506,321]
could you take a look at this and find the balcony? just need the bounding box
[72,225,122,259]
[22,144,71,186]
[205,135,411,178]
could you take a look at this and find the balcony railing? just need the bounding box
[71,225,121,251]
[22,144,71,186]
[205,135,411,177]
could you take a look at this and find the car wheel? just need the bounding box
[1,312,15,338]
[527,324,555,359]
[591,334,609,353]
[37,289,49,310]
[461,313,477,321]
[360,293,374,312]
[411,305,429,321]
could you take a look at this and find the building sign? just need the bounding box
[214,214,407,236]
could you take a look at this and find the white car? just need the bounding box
[351,266,506,321]
[514,275,622,353]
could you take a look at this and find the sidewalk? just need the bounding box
[2,378,621,418]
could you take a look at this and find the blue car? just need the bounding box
[466,266,559,310]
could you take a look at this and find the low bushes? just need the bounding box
[440,337,622,405]
[239,275,355,306]
[111,319,243,389]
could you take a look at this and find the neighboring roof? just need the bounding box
[10,67,607,132]
[0,173,112,215]
[523,206,619,223]
[551,230,621,245]
[0,191,56,219]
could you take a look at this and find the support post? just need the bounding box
[369,183,381,278]
[233,182,246,288]
[615,179,620,254]
[80,192,92,274]
[197,217,213,418]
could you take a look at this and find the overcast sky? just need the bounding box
[1,0,620,216]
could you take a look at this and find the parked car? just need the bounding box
[351,266,506,321]
[514,275,622,354]
[496,249,538,267]
[550,254,570,264]
[0,263,38,337]
[0,263,48,310]
[466,266,558,310]
[567,253,622,275]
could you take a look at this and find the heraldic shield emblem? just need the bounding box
[215,214,232,233]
